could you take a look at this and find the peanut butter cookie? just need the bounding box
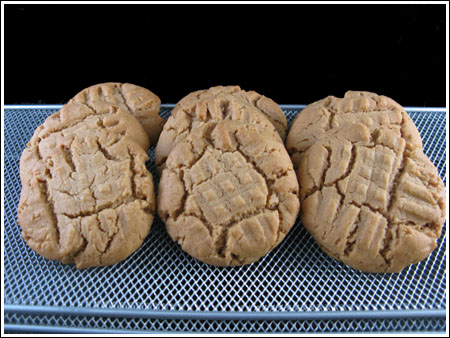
[174,85,287,139]
[286,91,422,169]
[18,101,155,268]
[70,82,164,146]
[157,120,300,266]
[155,94,282,173]
[298,123,445,273]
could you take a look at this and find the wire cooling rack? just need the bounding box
[3,105,447,333]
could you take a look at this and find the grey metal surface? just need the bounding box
[4,311,446,333]
[3,105,447,333]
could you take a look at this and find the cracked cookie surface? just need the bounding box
[174,85,287,139]
[155,94,283,173]
[69,82,164,146]
[157,120,299,266]
[298,123,445,273]
[286,91,423,169]
[18,101,155,268]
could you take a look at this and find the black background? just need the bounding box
[5,4,446,107]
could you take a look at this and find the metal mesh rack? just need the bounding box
[3,105,447,333]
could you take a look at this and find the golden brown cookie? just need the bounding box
[286,91,422,169]
[27,101,150,151]
[298,123,445,273]
[174,85,287,139]
[18,101,155,268]
[157,120,300,266]
[69,82,164,146]
[155,94,283,173]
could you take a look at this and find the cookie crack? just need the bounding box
[176,146,281,258]
[37,177,60,249]
[220,100,230,119]
[302,146,332,201]
[230,253,245,265]
[71,231,88,261]
[254,95,286,125]
[80,91,96,112]
[233,144,287,249]
[171,138,209,224]
[379,221,397,270]
[127,147,137,200]
[96,140,116,161]
[60,199,148,220]
[179,171,214,238]
[184,179,270,243]
[119,83,133,113]
[187,209,214,238]
[328,107,335,130]
[311,171,437,271]
[234,144,273,199]
[98,217,120,260]
[358,139,401,154]
[155,117,193,170]
[87,175,97,209]
[320,144,358,190]
[327,104,402,116]
[180,146,280,246]
[61,142,76,172]
[164,119,191,137]
[225,208,274,229]
[337,144,357,184]
[350,201,385,218]
[322,145,333,186]
[33,103,112,144]
[215,227,228,258]
[213,208,278,259]
[386,145,407,213]
[288,110,403,162]
[246,92,260,107]
[320,186,345,243]
[347,202,393,270]
[167,125,297,262]
[343,208,361,257]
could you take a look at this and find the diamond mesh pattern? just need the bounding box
[4,106,446,332]
[4,312,446,333]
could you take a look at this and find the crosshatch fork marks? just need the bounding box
[3,106,447,331]
[299,123,445,273]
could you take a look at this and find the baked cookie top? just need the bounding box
[69,82,164,146]
[157,120,300,266]
[286,91,422,169]
[174,85,287,140]
[298,123,445,273]
[28,100,150,151]
[18,102,155,268]
[155,94,282,173]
